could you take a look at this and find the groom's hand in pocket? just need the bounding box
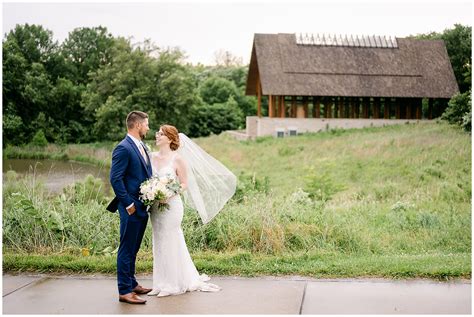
[126,204,136,215]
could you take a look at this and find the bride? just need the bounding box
[148,124,236,297]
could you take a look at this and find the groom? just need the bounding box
[109,110,153,304]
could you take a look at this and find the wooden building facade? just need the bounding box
[245,33,459,120]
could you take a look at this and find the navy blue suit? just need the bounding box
[110,135,152,295]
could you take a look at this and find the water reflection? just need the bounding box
[3,159,111,194]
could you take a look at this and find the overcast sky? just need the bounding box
[2,0,472,65]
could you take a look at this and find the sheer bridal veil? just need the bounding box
[177,133,237,224]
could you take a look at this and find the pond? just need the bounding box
[3,159,111,194]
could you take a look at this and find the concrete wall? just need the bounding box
[246,116,259,137]
[245,116,427,138]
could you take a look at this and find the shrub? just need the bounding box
[304,171,344,202]
[441,90,471,131]
[462,110,471,132]
[233,172,270,203]
[30,130,48,147]
[189,97,244,137]
[3,113,24,146]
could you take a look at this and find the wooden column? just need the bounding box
[296,98,305,118]
[372,97,376,118]
[280,96,285,118]
[328,97,336,118]
[348,98,352,118]
[268,95,274,118]
[428,98,433,119]
[384,98,390,119]
[313,97,321,118]
[415,98,422,119]
[354,97,360,118]
[267,95,271,117]
[291,96,297,118]
[274,95,279,117]
[323,98,328,118]
[326,98,332,118]
[274,96,278,118]
[344,97,348,118]
[391,98,396,119]
[348,97,353,118]
[362,97,369,118]
[350,97,356,118]
[302,96,309,118]
[274,95,278,117]
[395,98,401,119]
[338,97,344,118]
[257,76,262,117]
[373,98,380,119]
[275,95,280,117]
[405,98,413,119]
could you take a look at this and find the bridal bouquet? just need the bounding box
[139,174,181,212]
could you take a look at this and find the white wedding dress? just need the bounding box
[148,152,221,297]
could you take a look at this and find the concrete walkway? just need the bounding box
[2,274,471,314]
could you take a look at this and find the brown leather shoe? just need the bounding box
[132,285,152,294]
[119,292,147,304]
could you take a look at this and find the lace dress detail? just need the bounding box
[148,152,220,297]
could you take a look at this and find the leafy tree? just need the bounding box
[2,24,90,145]
[3,113,24,145]
[61,26,115,85]
[82,38,199,140]
[189,96,244,137]
[30,130,48,147]
[441,90,471,131]
[31,112,56,142]
[23,63,55,117]
[212,65,248,89]
[50,78,87,142]
[3,23,256,145]
[5,24,58,66]
[3,24,59,140]
[462,110,471,132]
[441,25,471,93]
[195,66,256,118]
[199,75,239,105]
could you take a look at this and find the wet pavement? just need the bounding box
[2,273,471,314]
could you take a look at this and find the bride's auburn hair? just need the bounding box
[160,124,180,151]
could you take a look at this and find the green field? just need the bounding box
[3,121,471,278]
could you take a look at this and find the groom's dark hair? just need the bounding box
[126,111,149,129]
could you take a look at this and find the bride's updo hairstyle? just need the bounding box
[160,124,180,151]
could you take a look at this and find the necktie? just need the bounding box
[139,142,148,164]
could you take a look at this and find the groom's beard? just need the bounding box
[139,131,147,140]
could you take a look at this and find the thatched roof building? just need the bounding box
[245,33,459,119]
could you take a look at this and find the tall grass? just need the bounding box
[2,122,471,276]
[4,142,114,167]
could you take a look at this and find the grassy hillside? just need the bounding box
[197,122,470,200]
[3,121,471,278]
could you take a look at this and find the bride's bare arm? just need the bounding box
[175,155,188,192]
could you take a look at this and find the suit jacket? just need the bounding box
[107,136,152,217]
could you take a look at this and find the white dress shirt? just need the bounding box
[127,133,147,159]
[125,133,147,210]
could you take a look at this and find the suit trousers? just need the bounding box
[117,209,149,295]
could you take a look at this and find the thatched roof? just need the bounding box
[246,33,459,98]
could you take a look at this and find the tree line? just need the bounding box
[3,24,471,146]
[3,24,256,145]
